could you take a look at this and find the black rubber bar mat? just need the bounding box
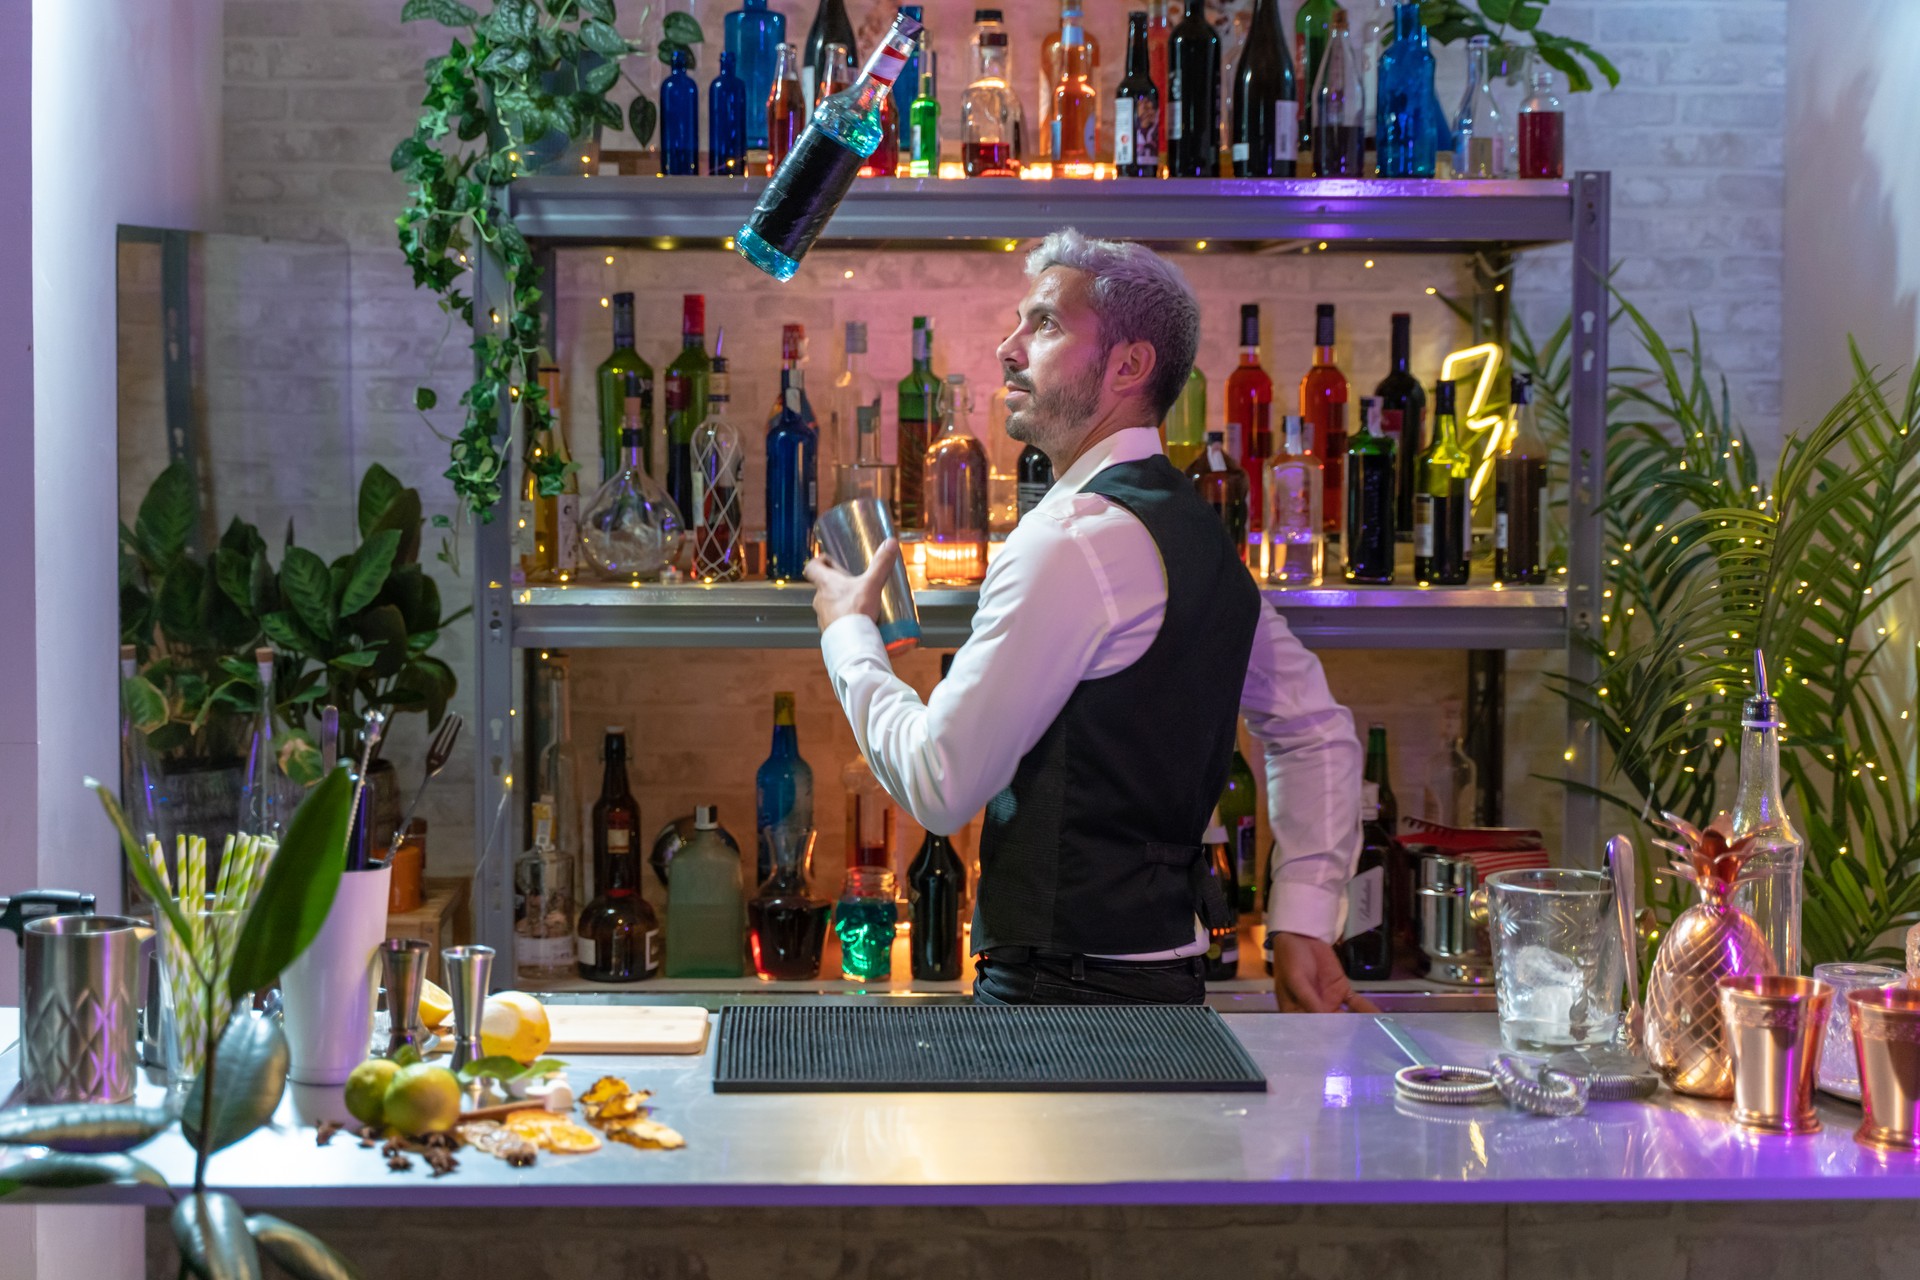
[711,1003,1267,1093]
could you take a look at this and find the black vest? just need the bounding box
[973,455,1262,955]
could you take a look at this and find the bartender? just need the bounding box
[805,228,1372,1013]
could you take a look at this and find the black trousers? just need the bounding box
[972,949,1207,1006]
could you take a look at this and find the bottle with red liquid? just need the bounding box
[1225,304,1273,533]
[963,9,1020,176]
[844,754,899,871]
[1300,303,1349,537]
[863,91,902,176]
[1517,52,1564,179]
[819,40,854,104]
[766,42,805,173]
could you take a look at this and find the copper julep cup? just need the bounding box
[1717,975,1832,1134]
[1849,986,1920,1152]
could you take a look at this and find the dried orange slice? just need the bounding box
[603,1115,686,1150]
[539,1121,603,1154]
[580,1076,628,1106]
[503,1108,569,1129]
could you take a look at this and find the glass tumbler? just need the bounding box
[1813,961,1902,1100]
[834,867,898,981]
[1486,868,1623,1051]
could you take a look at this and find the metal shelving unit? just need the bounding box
[467,174,1612,959]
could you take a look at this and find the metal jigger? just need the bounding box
[378,939,432,1060]
[441,945,495,1073]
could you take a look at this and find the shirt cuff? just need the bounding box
[1266,880,1346,946]
[820,613,887,677]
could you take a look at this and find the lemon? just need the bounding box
[419,979,453,1030]
[382,1063,463,1135]
[480,991,552,1064]
[343,1058,399,1127]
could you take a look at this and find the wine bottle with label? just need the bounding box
[663,294,711,523]
[896,315,942,529]
[1167,0,1220,177]
[1230,0,1297,178]
[1300,303,1348,536]
[1335,781,1393,981]
[578,729,659,982]
[1495,372,1549,584]
[1374,312,1426,536]
[1016,443,1054,520]
[1413,379,1471,585]
[1344,396,1396,584]
[1114,12,1160,178]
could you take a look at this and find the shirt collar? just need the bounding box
[1046,426,1167,503]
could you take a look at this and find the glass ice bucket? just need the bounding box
[1486,868,1624,1051]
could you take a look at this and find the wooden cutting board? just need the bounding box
[544,1004,712,1055]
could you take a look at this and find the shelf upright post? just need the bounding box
[1467,248,1512,826]
[471,201,520,966]
[1564,171,1610,864]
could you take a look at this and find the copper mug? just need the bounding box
[1849,986,1920,1152]
[1718,975,1832,1134]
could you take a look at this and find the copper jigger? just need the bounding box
[1849,986,1920,1152]
[1717,975,1832,1134]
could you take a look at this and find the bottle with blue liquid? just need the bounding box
[1375,2,1436,178]
[660,47,700,176]
[710,50,748,175]
[754,691,816,887]
[765,323,820,580]
[725,0,786,152]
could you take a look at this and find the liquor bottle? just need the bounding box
[515,797,577,981]
[1203,814,1240,981]
[924,373,989,587]
[897,4,926,107]
[862,85,902,178]
[578,728,658,982]
[1309,8,1364,177]
[709,51,748,176]
[766,42,805,172]
[596,293,653,484]
[1167,0,1220,177]
[907,49,942,176]
[1230,0,1297,178]
[1050,0,1098,167]
[747,802,830,980]
[664,805,746,978]
[1293,0,1338,165]
[820,41,854,101]
[737,14,921,281]
[1441,707,1477,825]
[1225,304,1272,530]
[1016,443,1053,520]
[532,653,582,884]
[1413,378,1470,585]
[239,646,283,840]
[1358,0,1393,161]
[1495,373,1548,585]
[663,294,711,524]
[1147,0,1171,171]
[1038,0,1101,165]
[1365,721,1414,966]
[1452,35,1507,179]
[1267,415,1323,585]
[1219,744,1258,912]
[843,753,898,871]
[1114,11,1160,178]
[907,830,965,981]
[755,692,816,887]
[1186,430,1249,563]
[726,0,786,153]
[1344,396,1396,584]
[691,344,746,581]
[1517,52,1565,179]
[580,399,685,581]
[1376,2,1437,178]
[896,315,941,529]
[1335,781,1393,981]
[1375,312,1426,536]
[1730,653,1805,975]
[831,320,891,512]
[521,366,580,584]
[765,324,820,581]
[802,0,859,109]
[1164,364,1206,472]
[1300,303,1349,537]
[660,48,700,176]
[963,9,1020,176]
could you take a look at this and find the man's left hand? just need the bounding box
[1271,930,1380,1013]
[803,537,900,634]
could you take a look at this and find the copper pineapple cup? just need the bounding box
[1849,986,1920,1152]
[1717,976,1832,1135]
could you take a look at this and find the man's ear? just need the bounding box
[1107,339,1159,401]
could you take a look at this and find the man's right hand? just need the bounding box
[803,537,900,634]
[1271,930,1380,1013]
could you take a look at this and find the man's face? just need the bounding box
[995,267,1109,456]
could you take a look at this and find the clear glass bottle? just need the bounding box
[765,323,820,581]
[691,344,746,582]
[1517,51,1565,179]
[725,0,786,153]
[831,321,894,515]
[515,797,578,981]
[923,372,988,587]
[1187,430,1250,564]
[843,754,898,872]
[908,49,942,176]
[1267,415,1323,585]
[119,643,165,851]
[665,805,746,978]
[1730,653,1805,975]
[766,42,806,172]
[1038,0,1101,163]
[835,866,898,981]
[709,51,749,175]
[963,9,1021,176]
[533,654,582,888]
[1310,8,1364,177]
[755,691,816,888]
[236,646,284,842]
[660,47,700,176]
[580,405,685,582]
[1453,35,1508,178]
[1051,1,1098,166]
[1165,364,1206,472]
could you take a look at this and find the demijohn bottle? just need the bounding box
[908,830,966,981]
[1344,396,1396,584]
[1495,373,1549,584]
[1167,0,1220,177]
[1230,0,1297,178]
[577,729,659,982]
[1413,379,1471,585]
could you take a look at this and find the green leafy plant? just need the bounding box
[1420,0,1620,92]
[0,771,361,1277]
[392,0,702,517]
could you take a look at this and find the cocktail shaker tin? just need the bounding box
[813,497,920,651]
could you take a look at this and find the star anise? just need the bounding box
[315,1121,342,1147]
[385,1151,413,1173]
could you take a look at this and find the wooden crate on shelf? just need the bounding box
[385,876,472,986]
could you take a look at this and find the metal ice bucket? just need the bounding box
[1417,855,1494,987]
[20,913,144,1103]
[813,497,921,651]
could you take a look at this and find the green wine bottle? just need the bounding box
[1218,741,1259,912]
[896,316,942,529]
[596,292,655,485]
[663,294,712,523]
[1413,379,1471,585]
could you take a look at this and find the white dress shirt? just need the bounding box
[820,426,1364,955]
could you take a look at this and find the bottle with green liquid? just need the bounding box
[896,316,943,529]
[663,293,712,524]
[664,805,746,978]
[1164,364,1206,473]
[596,292,655,485]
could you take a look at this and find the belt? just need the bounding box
[980,946,1205,974]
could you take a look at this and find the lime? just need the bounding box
[343,1058,399,1128]
[382,1063,463,1135]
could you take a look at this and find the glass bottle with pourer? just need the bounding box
[1730,651,1804,975]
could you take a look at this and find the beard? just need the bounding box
[1003,355,1105,456]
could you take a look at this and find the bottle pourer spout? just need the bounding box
[1754,648,1769,699]
[1745,648,1779,726]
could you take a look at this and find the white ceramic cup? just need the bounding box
[281,864,392,1086]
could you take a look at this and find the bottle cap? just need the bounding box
[1743,649,1781,728]
[670,47,689,68]
[1282,415,1309,452]
[682,294,705,337]
[1510,372,1532,406]
[695,805,717,829]
[1359,396,1382,434]
[1315,303,1336,348]
[1434,379,1456,414]
[1206,429,1225,443]
[973,8,1003,20]
[606,725,626,734]
[781,324,805,361]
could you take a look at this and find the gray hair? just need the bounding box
[1025,228,1201,420]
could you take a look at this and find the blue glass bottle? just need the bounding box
[765,324,819,580]
[660,47,700,176]
[896,5,925,111]
[1376,2,1435,178]
[726,0,786,151]
[710,50,748,175]
[755,691,816,886]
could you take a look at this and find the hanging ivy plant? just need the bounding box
[392,0,702,517]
